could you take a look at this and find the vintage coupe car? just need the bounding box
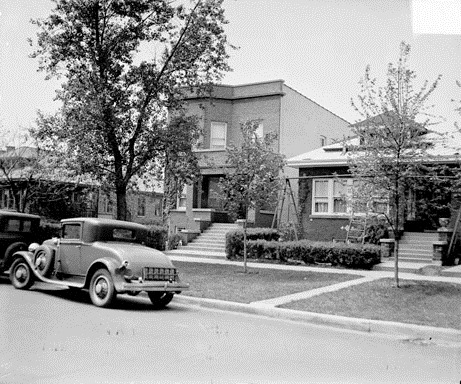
[0,210,41,274]
[9,217,189,308]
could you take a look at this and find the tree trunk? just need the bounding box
[116,184,128,221]
[243,206,249,273]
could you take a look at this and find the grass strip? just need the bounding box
[280,278,461,330]
[175,261,359,304]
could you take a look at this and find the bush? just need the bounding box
[226,228,280,259]
[37,222,61,243]
[146,225,168,251]
[228,237,381,270]
[168,233,182,250]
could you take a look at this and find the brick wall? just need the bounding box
[298,166,350,241]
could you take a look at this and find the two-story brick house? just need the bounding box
[169,80,350,234]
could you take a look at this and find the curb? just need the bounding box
[174,294,461,345]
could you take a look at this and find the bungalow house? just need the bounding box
[0,146,163,224]
[286,127,461,262]
[169,79,350,234]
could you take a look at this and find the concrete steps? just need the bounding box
[166,223,239,258]
[398,232,438,262]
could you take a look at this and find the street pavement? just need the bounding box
[1,279,461,384]
[168,254,461,346]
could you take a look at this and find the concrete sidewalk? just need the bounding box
[169,254,461,346]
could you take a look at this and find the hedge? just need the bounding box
[227,237,381,270]
[225,228,280,259]
[145,225,168,251]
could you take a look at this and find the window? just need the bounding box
[312,179,349,215]
[320,135,327,147]
[210,122,227,149]
[154,198,161,216]
[113,228,135,241]
[62,224,81,240]
[177,186,187,210]
[1,189,15,210]
[6,219,21,232]
[101,194,113,214]
[137,195,146,217]
[312,178,389,215]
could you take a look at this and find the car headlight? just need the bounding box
[28,243,40,252]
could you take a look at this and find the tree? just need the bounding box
[31,0,232,220]
[348,42,442,287]
[218,120,286,272]
[0,128,83,215]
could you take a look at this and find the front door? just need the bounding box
[202,175,226,209]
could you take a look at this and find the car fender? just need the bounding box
[8,251,47,282]
[84,257,126,291]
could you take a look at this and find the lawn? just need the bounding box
[280,278,461,330]
[175,261,360,303]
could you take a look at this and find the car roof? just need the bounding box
[0,210,41,220]
[61,217,147,230]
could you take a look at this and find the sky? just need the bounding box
[0,0,461,142]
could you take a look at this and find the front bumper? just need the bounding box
[120,280,190,292]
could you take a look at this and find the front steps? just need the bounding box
[166,223,239,259]
[398,231,438,263]
[374,231,441,273]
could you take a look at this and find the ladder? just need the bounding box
[447,206,461,257]
[345,214,368,244]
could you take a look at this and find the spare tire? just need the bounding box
[33,245,55,277]
[4,242,28,269]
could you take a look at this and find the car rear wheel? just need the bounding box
[147,292,174,308]
[33,245,54,277]
[10,258,34,290]
[89,269,116,308]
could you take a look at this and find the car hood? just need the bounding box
[93,242,175,268]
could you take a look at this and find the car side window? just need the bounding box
[6,219,21,232]
[62,224,81,240]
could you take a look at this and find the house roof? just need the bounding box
[287,130,461,169]
[0,146,39,159]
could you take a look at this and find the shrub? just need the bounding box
[167,233,182,250]
[37,222,61,243]
[247,240,282,261]
[228,237,381,270]
[226,228,280,259]
[146,225,168,251]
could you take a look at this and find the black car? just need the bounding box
[0,210,41,273]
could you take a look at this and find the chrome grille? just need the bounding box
[143,267,177,282]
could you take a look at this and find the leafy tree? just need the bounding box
[0,128,82,215]
[218,120,286,272]
[31,0,232,220]
[347,42,442,287]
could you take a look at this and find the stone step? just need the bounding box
[180,245,225,253]
[399,257,433,264]
[165,249,226,259]
[193,240,226,246]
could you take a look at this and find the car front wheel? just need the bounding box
[147,292,174,308]
[10,258,34,290]
[89,269,116,308]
